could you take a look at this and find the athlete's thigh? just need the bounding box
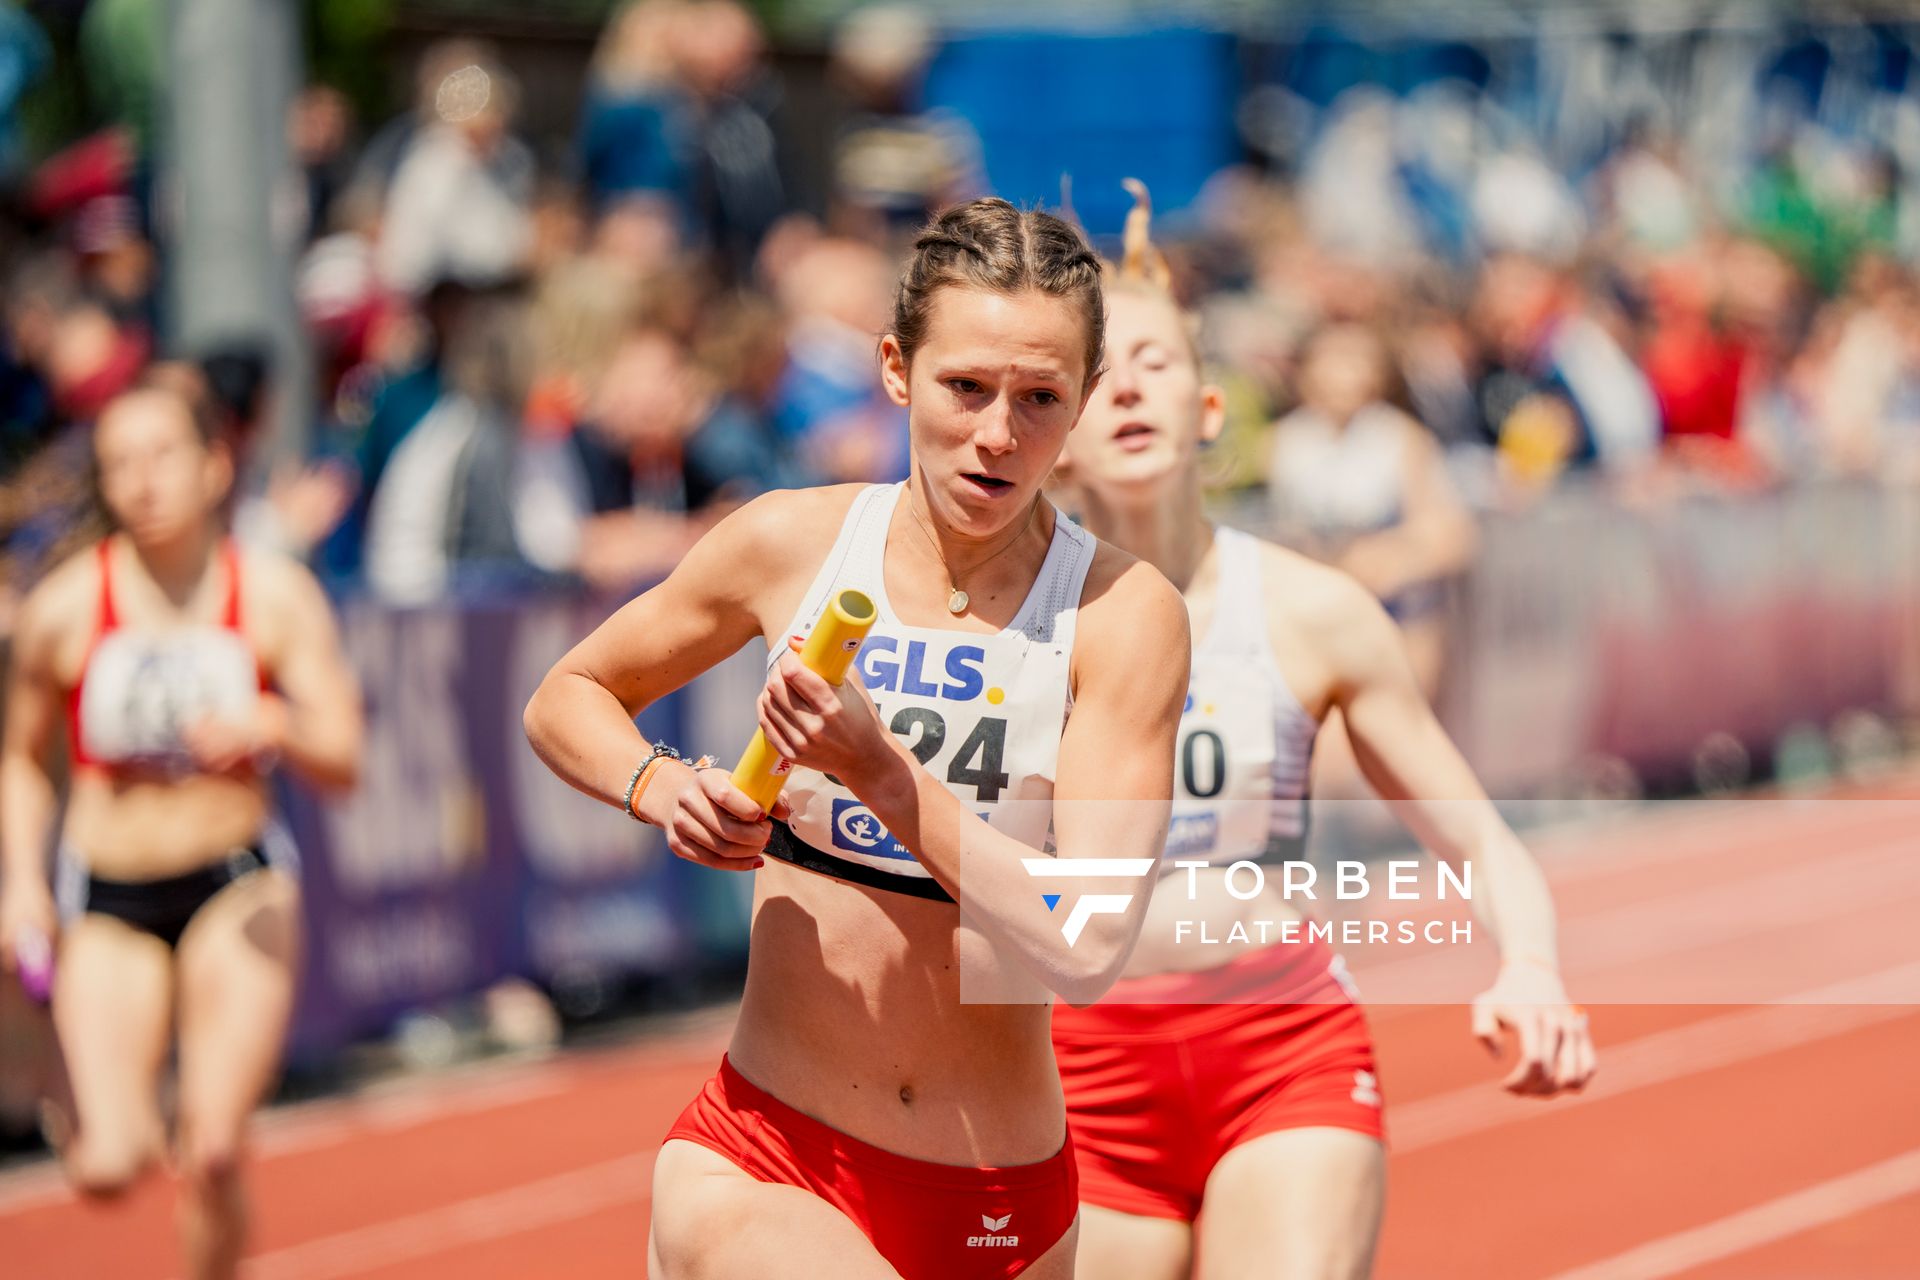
[173,871,301,1145]
[1019,1209,1080,1280]
[1196,1126,1384,1280]
[649,1138,904,1280]
[53,915,173,1142]
[1073,1203,1189,1280]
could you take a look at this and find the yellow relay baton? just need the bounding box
[731,589,877,813]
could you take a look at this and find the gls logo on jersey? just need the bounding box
[1022,859,1157,946]
[849,635,1016,807]
[856,637,987,702]
[968,1213,1018,1248]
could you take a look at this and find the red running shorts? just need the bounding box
[666,1055,1078,1278]
[1052,939,1385,1222]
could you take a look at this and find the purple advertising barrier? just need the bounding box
[1219,477,1916,795]
[283,594,709,1061]
[487,595,701,999]
[284,601,521,1058]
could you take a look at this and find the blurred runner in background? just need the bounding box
[0,379,361,1279]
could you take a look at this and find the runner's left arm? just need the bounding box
[249,556,364,791]
[1317,574,1594,1095]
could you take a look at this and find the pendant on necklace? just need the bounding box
[947,587,970,615]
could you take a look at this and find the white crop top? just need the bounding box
[1163,526,1321,866]
[765,483,1095,901]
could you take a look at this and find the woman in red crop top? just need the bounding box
[0,380,362,1279]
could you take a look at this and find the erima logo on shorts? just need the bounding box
[968,1212,1017,1248]
[1021,859,1157,946]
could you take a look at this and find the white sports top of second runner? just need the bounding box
[1164,526,1321,866]
[766,482,1096,901]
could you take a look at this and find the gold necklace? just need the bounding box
[906,497,1039,616]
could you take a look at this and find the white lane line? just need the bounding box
[1547,1147,1920,1280]
[1527,796,1917,886]
[0,1029,728,1216]
[1352,836,1920,1003]
[257,1072,570,1158]
[1391,962,1920,1153]
[237,1150,655,1280]
[0,1157,69,1214]
[0,1067,577,1217]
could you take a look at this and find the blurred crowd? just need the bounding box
[4,0,1920,634]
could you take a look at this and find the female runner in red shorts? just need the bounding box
[525,197,1189,1280]
[0,380,362,1278]
[1048,187,1596,1279]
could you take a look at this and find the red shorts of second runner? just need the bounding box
[665,1056,1078,1279]
[1052,938,1385,1222]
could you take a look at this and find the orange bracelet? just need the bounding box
[628,755,670,822]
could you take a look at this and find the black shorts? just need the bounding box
[80,846,270,950]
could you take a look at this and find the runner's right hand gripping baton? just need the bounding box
[731,589,877,814]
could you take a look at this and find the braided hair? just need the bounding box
[889,197,1106,383]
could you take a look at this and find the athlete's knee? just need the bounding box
[68,1132,157,1200]
[176,1115,247,1192]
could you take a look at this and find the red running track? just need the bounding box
[1,785,1916,1278]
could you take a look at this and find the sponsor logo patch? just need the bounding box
[829,798,913,860]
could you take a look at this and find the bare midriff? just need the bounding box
[725,859,1065,1168]
[64,770,270,880]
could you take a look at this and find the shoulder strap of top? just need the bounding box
[92,538,246,634]
[1207,526,1260,648]
[773,484,894,667]
[1011,507,1096,648]
[221,538,244,631]
[95,539,118,632]
[843,482,903,605]
[1203,525,1287,671]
